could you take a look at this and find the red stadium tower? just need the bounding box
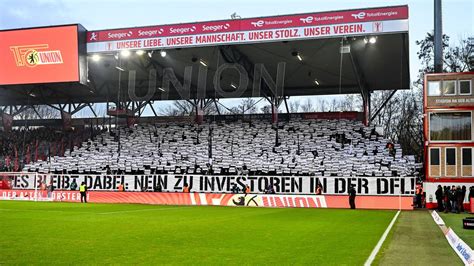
[423,72,474,210]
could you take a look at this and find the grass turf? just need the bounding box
[0,201,396,265]
[439,212,474,247]
[375,211,461,266]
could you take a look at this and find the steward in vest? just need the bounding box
[183,184,190,193]
[79,182,87,203]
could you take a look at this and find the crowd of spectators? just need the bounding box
[435,185,472,213]
[0,126,102,171]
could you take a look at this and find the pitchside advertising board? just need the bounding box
[0,24,87,85]
[86,5,409,53]
[6,173,416,195]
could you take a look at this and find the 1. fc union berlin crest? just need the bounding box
[10,44,63,67]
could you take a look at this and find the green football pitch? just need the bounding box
[0,201,463,265]
[0,201,396,264]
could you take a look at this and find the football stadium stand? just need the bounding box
[20,119,421,177]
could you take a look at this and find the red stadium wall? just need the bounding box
[425,202,471,212]
[0,189,413,210]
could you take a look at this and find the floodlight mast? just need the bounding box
[434,0,443,73]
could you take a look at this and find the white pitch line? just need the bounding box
[364,210,401,266]
[0,208,91,214]
[98,206,190,215]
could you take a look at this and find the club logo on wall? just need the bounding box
[10,44,63,67]
[373,21,383,32]
[232,194,259,206]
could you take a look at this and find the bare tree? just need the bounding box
[15,105,59,121]
[317,99,327,112]
[238,98,257,114]
[370,34,473,163]
[341,94,362,111]
[261,105,271,114]
[301,98,314,112]
[159,100,222,116]
[330,98,338,112]
[289,100,300,113]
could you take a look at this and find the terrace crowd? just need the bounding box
[20,119,421,177]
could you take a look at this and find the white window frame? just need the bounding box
[428,111,473,143]
[461,147,473,177]
[459,80,472,95]
[442,80,457,96]
[428,81,441,96]
[445,147,457,177]
[429,147,441,177]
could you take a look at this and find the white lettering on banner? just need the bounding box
[87,19,408,53]
[351,12,366,20]
[202,23,230,32]
[107,31,133,40]
[434,98,474,104]
[169,26,196,34]
[261,195,327,208]
[7,173,416,195]
[1,189,85,201]
[138,29,164,37]
[300,16,314,24]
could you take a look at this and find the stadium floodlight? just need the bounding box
[314,79,320,86]
[160,50,167,57]
[136,50,145,55]
[199,59,208,66]
[91,54,101,62]
[291,51,302,61]
[120,50,131,57]
[369,36,377,44]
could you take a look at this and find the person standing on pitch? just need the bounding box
[435,185,444,212]
[348,185,356,209]
[79,182,87,203]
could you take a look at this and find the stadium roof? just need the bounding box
[0,5,410,106]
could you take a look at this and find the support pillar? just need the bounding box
[271,103,278,124]
[362,89,371,126]
[195,99,204,125]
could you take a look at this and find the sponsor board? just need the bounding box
[4,173,416,195]
[87,20,408,52]
[431,210,445,226]
[0,190,413,210]
[445,228,474,265]
[86,6,408,52]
